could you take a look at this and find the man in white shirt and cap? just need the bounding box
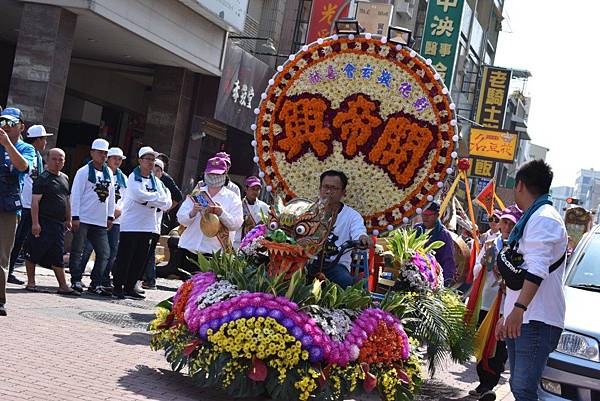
[68,138,115,295]
[177,157,243,272]
[8,125,53,285]
[234,176,270,248]
[112,146,171,299]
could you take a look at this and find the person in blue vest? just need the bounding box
[415,201,457,286]
[8,125,53,286]
[0,107,36,316]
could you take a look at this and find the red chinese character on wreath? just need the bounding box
[278,97,332,159]
[369,116,434,185]
[333,95,383,157]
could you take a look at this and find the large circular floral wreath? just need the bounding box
[252,35,457,232]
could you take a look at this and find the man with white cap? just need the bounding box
[8,124,53,286]
[68,138,115,295]
[78,147,128,292]
[112,146,171,299]
[234,176,269,248]
[177,157,243,271]
[0,107,35,316]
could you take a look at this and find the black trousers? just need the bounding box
[476,310,508,390]
[113,232,153,292]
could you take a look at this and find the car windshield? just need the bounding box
[567,233,600,291]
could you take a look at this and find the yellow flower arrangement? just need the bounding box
[207,317,303,383]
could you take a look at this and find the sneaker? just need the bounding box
[479,390,496,401]
[88,286,112,297]
[125,291,146,300]
[134,281,145,294]
[469,385,488,397]
[141,282,157,290]
[7,275,24,285]
[112,286,125,300]
[0,304,6,316]
[71,282,84,293]
[99,285,113,294]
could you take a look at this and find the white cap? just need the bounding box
[26,125,53,138]
[107,147,126,159]
[91,138,109,151]
[138,146,158,158]
[154,159,164,170]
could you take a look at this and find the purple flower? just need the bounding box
[268,309,283,321]
[243,306,256,318]
[291,326,303,339]
[309,346,323,363]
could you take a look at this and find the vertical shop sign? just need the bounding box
[474,66,512,129]
[420,0,465,88]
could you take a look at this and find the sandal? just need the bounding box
[57,289,81,297]
[25,286,38,292]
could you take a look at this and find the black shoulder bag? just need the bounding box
[497,242,566,291]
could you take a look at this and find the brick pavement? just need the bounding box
[1,266,514,401]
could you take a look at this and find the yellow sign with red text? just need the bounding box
[468,128,518,162]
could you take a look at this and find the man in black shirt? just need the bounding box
[23,148,79,296]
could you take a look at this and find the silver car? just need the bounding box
[539,228,600,400]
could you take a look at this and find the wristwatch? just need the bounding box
[514,302,528,311]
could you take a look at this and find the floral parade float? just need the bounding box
[150,33,473,401]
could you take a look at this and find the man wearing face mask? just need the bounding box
[176,157,243,272]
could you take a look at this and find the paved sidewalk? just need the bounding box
[1,266,514,401]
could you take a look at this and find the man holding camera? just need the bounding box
[0,107,36,316]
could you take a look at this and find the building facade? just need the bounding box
[0,0,290,192]
[574,169,600,211]
[550,186,574,218]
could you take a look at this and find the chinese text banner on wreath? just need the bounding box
[251,34,458,232]
[420,0,465,89]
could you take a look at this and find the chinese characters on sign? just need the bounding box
[231,80,255,109]
[468,128,519,162]
[355,2,393,36]
[468,158,496,179]
[307,62,431,114]
[306,0,350,43]
[474,66,512,129]
[420,0,465,88]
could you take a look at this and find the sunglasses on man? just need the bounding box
[0,119,18,128]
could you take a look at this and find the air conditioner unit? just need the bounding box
[395,0,414,18]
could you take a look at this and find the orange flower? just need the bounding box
[358,322,407,365]
[172,281,194,321]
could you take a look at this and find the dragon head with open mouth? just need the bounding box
[260,197,334,277]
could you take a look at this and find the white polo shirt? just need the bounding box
[503,204,568,328]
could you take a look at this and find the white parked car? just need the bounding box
[539,227,600,400]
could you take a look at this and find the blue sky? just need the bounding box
[494,0,597,187]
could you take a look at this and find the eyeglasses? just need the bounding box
[490,217,499,223]
[321,185,342,191]
[0,119,18,128]
[140,157,156,162]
